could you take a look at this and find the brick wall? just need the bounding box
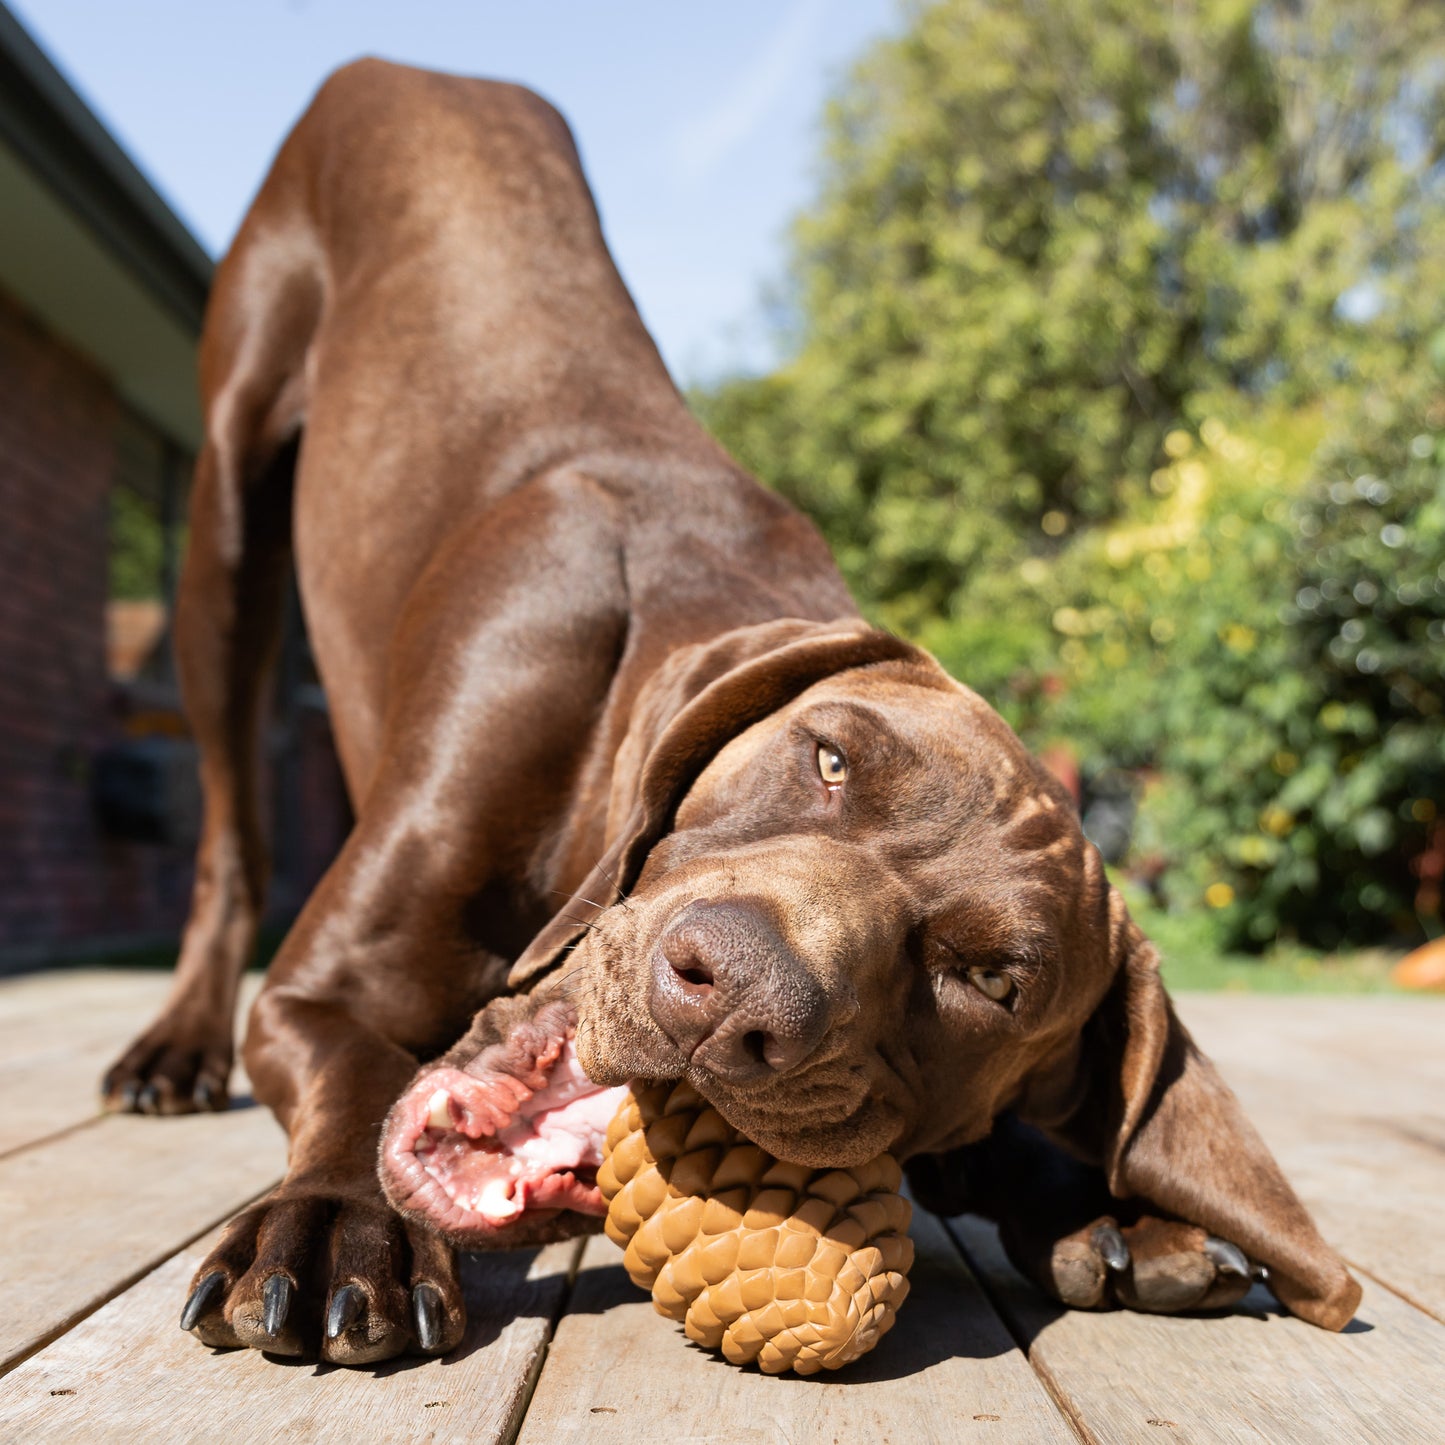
[0,287,156,951]
[0,289,349,962]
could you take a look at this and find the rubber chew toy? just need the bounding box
[598,1079,913,1374]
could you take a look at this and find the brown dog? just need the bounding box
[104,59,1360,1365]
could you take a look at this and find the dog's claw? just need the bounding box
[1252,1262,1270,1283]
[1204,1236,1251,1279]
[120,1081,140,1111]
[195,1079,217,1109]
[413,1281,444,1352]
[262,1274,293,1338]
[1092,1223,1129,1273]
[179,1270,226,1332]
[137,1083,161,1114]
[326,1283,366,1340]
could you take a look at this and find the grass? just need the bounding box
[1120,885,1407,993]
[1160,943,1403,993]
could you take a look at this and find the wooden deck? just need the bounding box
[0,970,1441,1443]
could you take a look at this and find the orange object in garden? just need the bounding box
[599,1080,913,1375]
[1391,937,1445,991]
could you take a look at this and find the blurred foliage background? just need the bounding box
[696,0,1445,959]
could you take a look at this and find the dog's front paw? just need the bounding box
[179,1188,465,1364]
[102,1018,232,1115]
[1048,1215,1256,1315]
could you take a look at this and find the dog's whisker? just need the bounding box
[591,857,633,912]
[556,913,598,932]
[546,964,591,1003]
[546,888,604,910]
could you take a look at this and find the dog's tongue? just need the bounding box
[416,1039,627,1226]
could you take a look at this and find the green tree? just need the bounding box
[700,0,1445,631]
[698,0,1445,948]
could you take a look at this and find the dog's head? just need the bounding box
[546,624,1107,1170]
[381,619,1358,1329]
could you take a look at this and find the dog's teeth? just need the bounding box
[427,1089,452,1132]
[479,1177,523,1220]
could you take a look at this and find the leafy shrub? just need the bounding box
[696,0,1445,950]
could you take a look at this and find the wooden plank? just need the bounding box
[0,1105,285,1370]
[1177,994,1445,1119]
[0,1231,582,1445]
[0,971,264,1158]
[519,1210,1076,1445]
[954,1216,1445,1445]
[0,969,174,1032]
[1177,994,1445,1323]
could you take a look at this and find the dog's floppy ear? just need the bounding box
[1020,893,1362,1331]
[509,618,921,989]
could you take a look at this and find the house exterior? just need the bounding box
[0,4,347,969]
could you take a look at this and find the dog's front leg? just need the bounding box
[906,1113,1256,1318]
[178,474,633,1363]
[176,848,486,1364]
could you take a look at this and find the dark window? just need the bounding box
[107,408,189,684]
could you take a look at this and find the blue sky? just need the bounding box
[11,0,900,382]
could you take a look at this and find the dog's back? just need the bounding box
[202,59,840,779]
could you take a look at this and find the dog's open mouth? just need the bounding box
[380,1018,629,1243]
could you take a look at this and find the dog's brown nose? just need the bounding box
[651,898,830,1084]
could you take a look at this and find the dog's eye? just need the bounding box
[816,745,848,785]
[969,967,1013,1003]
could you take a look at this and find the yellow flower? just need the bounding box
[1205,882,1236,909]
[1260,806,1295,837]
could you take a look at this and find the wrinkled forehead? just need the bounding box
[796,667,1045,801]
[789,667,1093,899]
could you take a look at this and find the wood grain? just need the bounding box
[0,1104,285,1370]
[2,975,1442,1441]
[1178,993,1445,1323]
[0,970,264,1158]
[0,1230,582,1444]
[954,1216,1445,1445]
[518,1209,1075,1445]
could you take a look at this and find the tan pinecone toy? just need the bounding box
[598,1080,914,1375]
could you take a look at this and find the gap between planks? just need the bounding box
[951,1216,1445,1445]
[0,969,265,1160]
[516,1211,1078,1445]
[5,975,1441,1440]
[0,1232,587,1445]
[0,970,283,1373]
[0,1107,285,1371]
[1178,993,1445,1326]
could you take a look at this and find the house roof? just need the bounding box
[0,3,213,448]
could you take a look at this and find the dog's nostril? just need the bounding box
[741,1030,770,1064]
[662,932,716,992]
